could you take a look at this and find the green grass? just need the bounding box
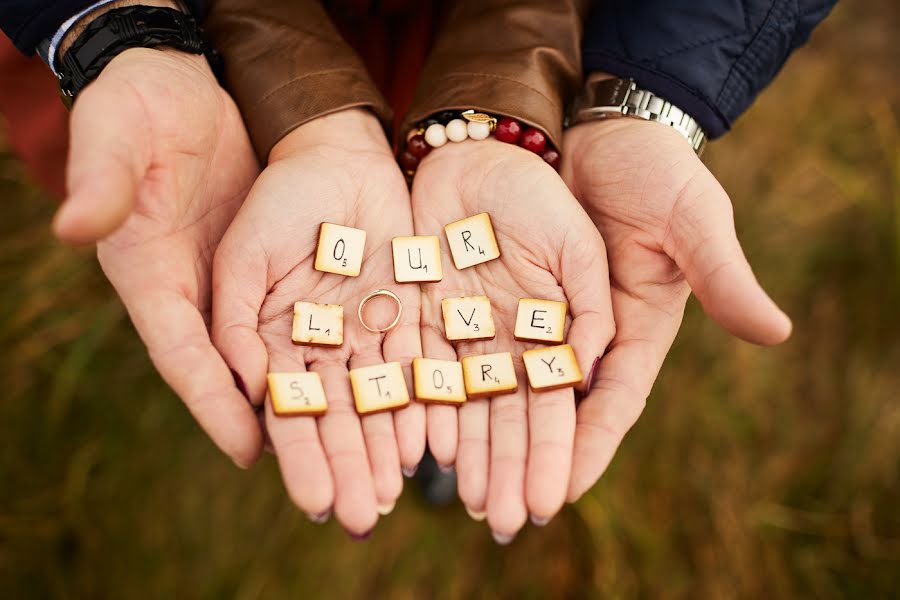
[1,2,899,597]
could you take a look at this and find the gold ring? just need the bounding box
[358,289,403,334]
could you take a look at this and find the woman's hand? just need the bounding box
[561,117,792,502]
[56,48,264,469]
[211,109,425,535]
[411,139,615,541]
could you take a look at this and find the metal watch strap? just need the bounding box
[568,77,707,155]
[56,6,219,105]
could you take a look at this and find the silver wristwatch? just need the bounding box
[567,76,707,155]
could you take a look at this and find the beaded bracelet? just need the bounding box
[398,109,561,177]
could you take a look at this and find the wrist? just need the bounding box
[269,108,389,163]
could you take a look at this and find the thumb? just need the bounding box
[53,82,148,245]
[666,167,792,346]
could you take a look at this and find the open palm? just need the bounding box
[212,110,424,535]
[562,117,793,501]
[412,139,615,541]
[55,49,263,469]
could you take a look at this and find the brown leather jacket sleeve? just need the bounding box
[402,0,589,149]
[204,0,391,162]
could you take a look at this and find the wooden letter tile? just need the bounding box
[522,344,583,391]
[392,236,443,282]
[441,295,496,341]
[514,298,567,344]
[461,352,518,399]
[314,222,367,277]
[267,372,328,416]
[444,212,501,270]
[350,362,410,414]
[413,358,466,404]
[292,301,343,346]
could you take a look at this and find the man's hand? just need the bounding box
[561,116,793,502]
[412,139,615,541]
[211,109,425,535]
[53,47,263,468]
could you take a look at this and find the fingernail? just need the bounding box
[232,456,251,470]
[492,531,515,545]
[349,529,372,541]
[465,506,486,522]
[438,463,455,474]
[402,464,419,478]
[530,514,551,527]
[307,509,331,524]
[230,369,249,400]
[578,356,602,401]
[377,501,396,516]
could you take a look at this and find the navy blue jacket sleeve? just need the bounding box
[0,0,206,56]
[581,0,837,139]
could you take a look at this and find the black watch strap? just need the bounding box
[57,6,220,105]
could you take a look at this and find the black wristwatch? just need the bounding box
[56,5,221,107]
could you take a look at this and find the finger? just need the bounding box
[666,167,792,345]
[211,230,270,406]
[125,287,263,469]
[525,386,575,525]
[309,358,379,535]
[559,211,616,386]
[419,292,460,468]
[55,81,147,245]
[567,291,684,502]
[455,397,489,519]
[264,348,334,519]
[346,343,403,516]
[486,379,529,543]
[382,290,427,473]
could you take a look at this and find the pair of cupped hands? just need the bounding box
[54,50,792,541]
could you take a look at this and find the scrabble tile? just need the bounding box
[444,212,501,270]
[267,372,328,416]
[350,362,411,414]
[314,222,367,277]
[522,344,583,392]
[461,352,518,399]
[441,295,496,341]
[392,236,443,283]
[514,298,567,344]
[413,358,466,404]
[292,301,343,346]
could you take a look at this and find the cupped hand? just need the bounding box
[211,109,425,535]
[54,48,264,468]
[561,116,793,502]
[411,139,615,541]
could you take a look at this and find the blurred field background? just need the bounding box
[1,1,899,598]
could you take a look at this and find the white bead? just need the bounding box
[424,123,448,147]
[467,120,491,140]
[445,119,469,142]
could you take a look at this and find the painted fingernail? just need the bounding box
[307,509,331,524]
[230,369,249,400]
[402,464,419,478]
[492,531,515,545]
[377,501,396,516]
[438,463,455,474]
[578,356,603,402]
[530,514,551,527]
[465,506,486,521]
[349,529,373,541]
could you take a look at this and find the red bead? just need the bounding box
[541,148,561,170]
[408,134,430,158]
[518,127,546,154]
[398,151,419,172]
[494,118,522,144]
